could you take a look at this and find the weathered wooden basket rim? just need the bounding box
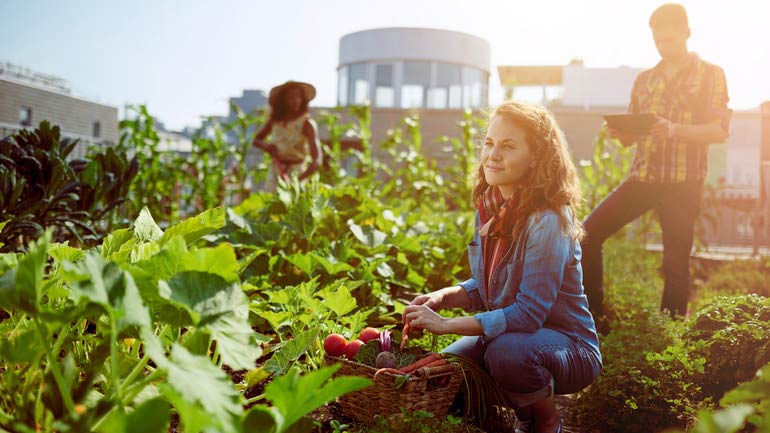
[325,355,460,381]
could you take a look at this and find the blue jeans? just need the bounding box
[443,329,601,407]
[581,180,702,316]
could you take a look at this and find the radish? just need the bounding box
[323,333,348,357]
[359,327,380,343]
[346,339,365,359]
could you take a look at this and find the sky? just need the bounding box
[2,0,769,131]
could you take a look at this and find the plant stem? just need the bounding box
[119,352,151,394]
[91,367,163,432]
[33,319,75,414]
[244,394,265,405]
[212,342,221,366]
[121,367,163,405]
[109,319,122,404]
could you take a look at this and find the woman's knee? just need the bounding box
[442,336,485,365]
[483,335,548,392]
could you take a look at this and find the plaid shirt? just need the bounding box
[628,53,731,183]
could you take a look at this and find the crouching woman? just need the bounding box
[404,101,601,433]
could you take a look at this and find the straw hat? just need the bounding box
[268,80,316,107]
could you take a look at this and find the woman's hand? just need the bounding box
[253,139,277,155]
[404,304,448,335]
[409,290,444,311]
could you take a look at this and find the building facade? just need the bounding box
[337,28,490,110]
[0,61,118,158]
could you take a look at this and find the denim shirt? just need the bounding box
[458,208,601,359]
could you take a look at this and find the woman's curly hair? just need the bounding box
[472,100,585,241]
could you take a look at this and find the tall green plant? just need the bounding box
[578,127,662,244]
[119,105,269,224]
[0,121,138,251]
[577,127,633,219]
[118,105,183,222]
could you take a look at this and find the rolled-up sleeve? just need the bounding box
[474,212,570,340]
[457,212,485,312]
[704,65,731,133]
[458,277,484,312]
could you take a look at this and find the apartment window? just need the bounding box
[92,121,101,138]
[348,63,369,105]
[428,63,462,109]
[374,64,395,108]
[337,66,348,106]
[462,67,485,108]
[401,61,430,109]
[19,107,32,126]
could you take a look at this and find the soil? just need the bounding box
[303,394,594,433]
[166,365,597,433]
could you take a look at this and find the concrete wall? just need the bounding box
[561,65,641,109]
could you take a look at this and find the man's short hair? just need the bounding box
[649,3,689,30]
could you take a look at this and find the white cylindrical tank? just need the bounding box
[337,28,490,109]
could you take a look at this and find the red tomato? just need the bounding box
[323,333,348,357]
[346,339,365,359]
[358,327,380,344]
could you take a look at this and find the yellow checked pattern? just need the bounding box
[628,54,730,183]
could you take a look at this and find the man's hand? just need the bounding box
[649,116,678,141]
[606,126,641,148]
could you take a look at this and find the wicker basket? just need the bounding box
[326,355,464,423]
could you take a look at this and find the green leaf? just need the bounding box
[264,328,319,375]
[0,252,19,274]
[160,344,243,433]
[180,328,212,356]
[312,254,352,275]
[209,313,264,370]
[245,367,271,388]
[49,243,85,264]
[161,206,226,246]
[284,253,315,276]
[134,207,163,242]
[182,243,240,283]
[376,261,394,278]
[63,252,151,332]
[258,311,293,332]
[125,397,171,433]
[161,272,236,325]
[97,397,171,433]
[161,271,261,369]
[692,404,754,433]
[406,268,427,288]
[0,231,50,313]
[102,228,135,258]
[265,365,371,433]
[0,329,44,363]
[242,405,276,433]
[128,237,240,299]
[348,222,386,248]
[319,284,357,317]
[721,364,770,405]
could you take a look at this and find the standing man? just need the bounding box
[582,3,731,319]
